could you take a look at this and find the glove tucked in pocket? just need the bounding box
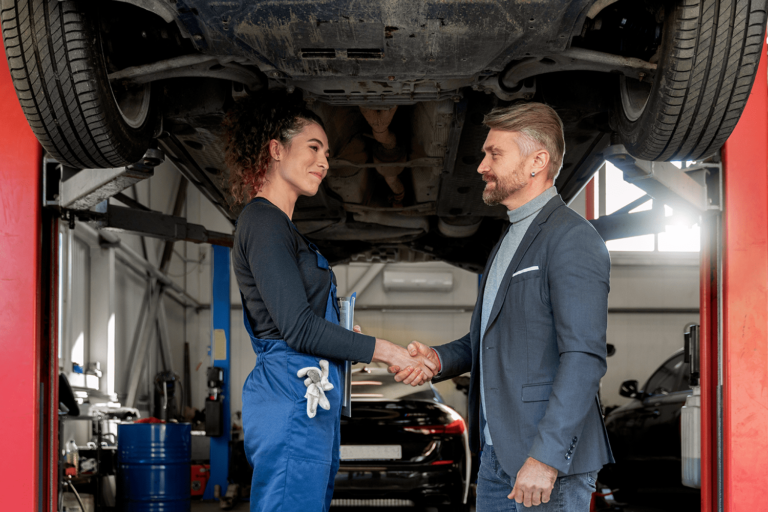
[297,360,334,418]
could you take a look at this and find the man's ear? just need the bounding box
[532,149,550,175]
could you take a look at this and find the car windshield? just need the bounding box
[644,353,690,396]
[351,369,439,401]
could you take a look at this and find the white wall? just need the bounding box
[602,254,699,406]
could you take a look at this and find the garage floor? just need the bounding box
[191,504,460,512]
[190,490,700,512]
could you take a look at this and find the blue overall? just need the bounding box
[240,220,343,512]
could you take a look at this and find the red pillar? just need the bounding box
[720,41,768,512]
[699,210,718,512]
[585,178,596,221]
[0,45,44,509]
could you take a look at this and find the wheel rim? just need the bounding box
[111,81,151,129]
[619,75,652,122]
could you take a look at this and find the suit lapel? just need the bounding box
[482,195,565,336]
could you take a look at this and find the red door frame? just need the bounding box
[0,46,56,510]
[717,41,768,512]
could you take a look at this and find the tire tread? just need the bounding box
[619,0,766,161]
[1,0,150,168]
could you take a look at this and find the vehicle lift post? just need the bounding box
[0,49,57,511]
[205,245,232,499]
[700,41,768,512]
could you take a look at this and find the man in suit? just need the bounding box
[392,102,614,510]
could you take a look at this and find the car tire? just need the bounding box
[614,0,767,161]
[1,0,157,169]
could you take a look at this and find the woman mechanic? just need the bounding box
[223,90,437,512]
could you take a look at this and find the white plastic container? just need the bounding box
[64,439,79,472]
[681,386,701,489]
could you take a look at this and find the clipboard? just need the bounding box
[338,293,356,417]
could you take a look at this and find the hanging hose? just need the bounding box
[67,478,86,512]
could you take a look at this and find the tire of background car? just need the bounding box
[0,0,157,169]
[614,0,767,161]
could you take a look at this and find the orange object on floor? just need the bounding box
[191,464,210,497]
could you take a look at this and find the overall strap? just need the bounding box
[287,219,341,321]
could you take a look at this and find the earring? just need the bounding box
[531,172,536,177]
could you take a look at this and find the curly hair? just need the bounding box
[222,90,325,205]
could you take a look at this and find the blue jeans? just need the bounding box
[476,444,597,512]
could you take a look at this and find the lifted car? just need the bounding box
[2,0,764,269]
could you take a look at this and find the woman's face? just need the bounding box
[271,122,330,197]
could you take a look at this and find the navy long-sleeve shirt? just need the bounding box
[233,198,376,363]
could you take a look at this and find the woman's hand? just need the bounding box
[371,338,437,386]
[388,341,441,385]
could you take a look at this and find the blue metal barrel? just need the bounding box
[117,423,191,512]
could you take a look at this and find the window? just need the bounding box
[644,353,688,396]
[59,228,91,387]
[591,162,701,252]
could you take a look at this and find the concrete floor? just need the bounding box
[192,504,456,512]
[190,492,699,512]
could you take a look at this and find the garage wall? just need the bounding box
[602,254,699,407]
[61,160,231,423]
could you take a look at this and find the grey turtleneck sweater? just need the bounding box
[479,186,558,445]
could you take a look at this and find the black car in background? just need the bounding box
[333,368,471,511]
[599,349,696,501]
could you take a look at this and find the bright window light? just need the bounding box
[72,332,84,367]
[658,224,701,252]
[605,162,651,215]
[607,234,656,252]
[597,161,700,252]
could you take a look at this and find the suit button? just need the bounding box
[573,437,578,443]
[565,454,571,460]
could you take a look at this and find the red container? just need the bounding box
[191,464,210,497]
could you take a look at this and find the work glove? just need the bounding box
[297,360,334,418]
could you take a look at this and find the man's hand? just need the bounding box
[387,341,441,386]
[508,457,558,507]
[371,338,437,386]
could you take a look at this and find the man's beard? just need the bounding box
[482,166,528,206]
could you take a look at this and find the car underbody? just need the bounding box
[6,0,763,270]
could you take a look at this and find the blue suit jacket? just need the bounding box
[434,195,615,476]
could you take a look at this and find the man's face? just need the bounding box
[478,129,531,206]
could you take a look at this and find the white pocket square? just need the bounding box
[512,266,539,277]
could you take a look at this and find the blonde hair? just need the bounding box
[483,102,565,180]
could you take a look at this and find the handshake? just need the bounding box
[355,325,440,386]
